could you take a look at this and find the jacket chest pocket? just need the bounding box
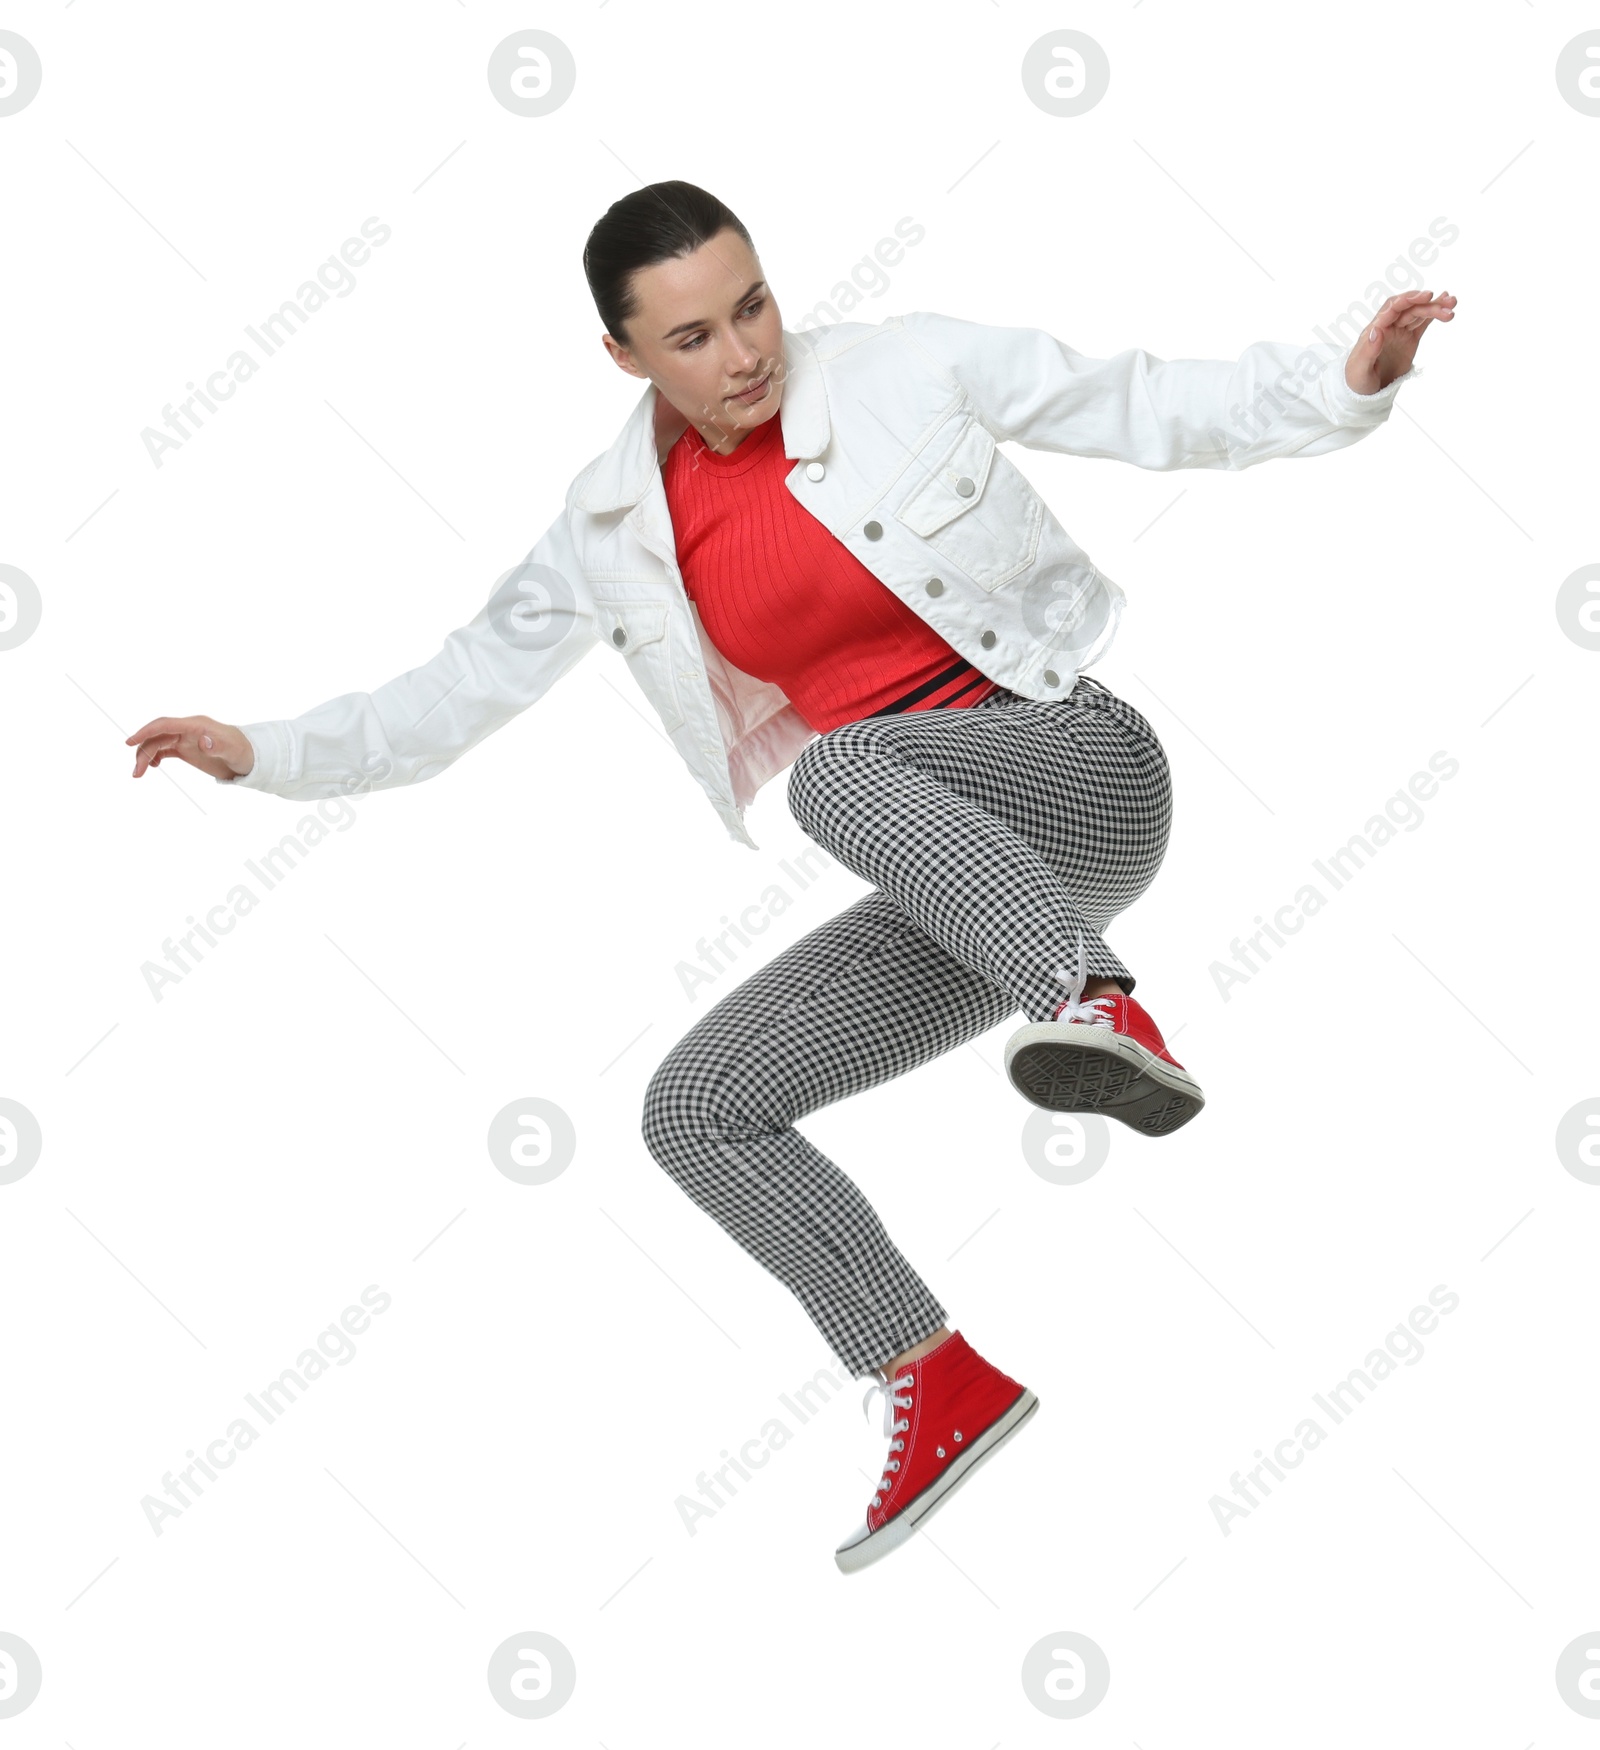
[597,600,685,731]
[893,418,1043,591]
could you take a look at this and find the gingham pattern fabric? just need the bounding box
[640,673,1173,1380]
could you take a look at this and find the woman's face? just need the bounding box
[602,226,785,446]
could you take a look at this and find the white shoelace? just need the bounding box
[862,1370,914,1508]
[1052,930,1117,1027]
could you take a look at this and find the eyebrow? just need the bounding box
[660,280,766,341]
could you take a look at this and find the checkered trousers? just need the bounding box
[640,673,1173,1379]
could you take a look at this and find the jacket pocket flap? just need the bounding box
[894,420,997,538]
[599,600,669,650]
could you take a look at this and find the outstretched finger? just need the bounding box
[132,732,182,777]
[1397,293,1457,331]
[126,716,187,746]
[1374,289,1435,335]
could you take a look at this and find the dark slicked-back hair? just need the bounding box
[582,180,752,348]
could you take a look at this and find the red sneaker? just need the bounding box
[834,1331,1039,1574]
[1004,934,1204,1136]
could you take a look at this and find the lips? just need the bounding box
[730,372,770,402]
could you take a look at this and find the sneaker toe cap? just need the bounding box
[834,1517,871,1554]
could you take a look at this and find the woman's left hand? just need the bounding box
[1345,288,1458,394]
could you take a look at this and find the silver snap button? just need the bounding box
[980,630,996,649]
[1044,669,1059,686]
[863,520,883,540]
[805,461,825,481]
[955,476,975,497]
[611,627,627,648]
[925,578,944,597]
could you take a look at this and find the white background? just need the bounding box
[2,1,1595,1743]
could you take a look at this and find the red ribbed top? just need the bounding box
[661,409,997,733]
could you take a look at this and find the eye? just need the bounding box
[678,298,765,351]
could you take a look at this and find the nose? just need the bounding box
[724,337,763,379]
[730,362,774,401]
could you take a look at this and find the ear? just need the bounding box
[602,332,645,378]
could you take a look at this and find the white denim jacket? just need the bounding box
[227,309,1417,847]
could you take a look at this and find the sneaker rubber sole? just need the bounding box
[1004,1024,1204,1136]
[833,1386,1040,1575]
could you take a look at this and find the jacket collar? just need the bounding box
[574,326,829,515]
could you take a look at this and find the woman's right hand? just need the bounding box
[126,715,254,781]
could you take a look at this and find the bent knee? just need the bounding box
[641,1035,791,1171]
[640,1040,735,1171]
[640,1050,692,1164]
[786,723,887,828]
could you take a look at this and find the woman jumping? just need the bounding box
[127,180,1454,1573]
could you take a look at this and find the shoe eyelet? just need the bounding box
[953,1430,963,1441]
[936,1445,946,1458]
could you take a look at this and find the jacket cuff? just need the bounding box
[213,722,285,790]
[1321,345,1421,425]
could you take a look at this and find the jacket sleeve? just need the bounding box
[222,494,599,800]
[898,308,1421,471]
